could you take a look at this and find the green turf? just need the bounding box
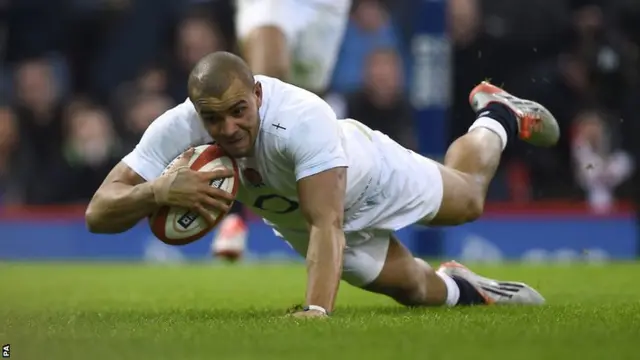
[2,262,640,360]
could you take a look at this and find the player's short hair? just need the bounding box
[188,51,255,99]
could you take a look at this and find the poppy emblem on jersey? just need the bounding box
[243,168,265,187]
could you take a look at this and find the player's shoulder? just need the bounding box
[256,75,336,138]
[149,98,198,128]
[146,98,209,140]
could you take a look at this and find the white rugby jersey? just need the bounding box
[122,75,387,232]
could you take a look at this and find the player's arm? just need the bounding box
[85,162,158,234]
[298,167,347,314]
[86,102,230,233]
[289,103,349,314]
[84,104,186,234]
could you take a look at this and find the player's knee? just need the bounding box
[441,193,484,226]
[436,170,486,226]
[456,179,485,224]
[463,194,484,223]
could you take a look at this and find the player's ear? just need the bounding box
[254,81,262,108]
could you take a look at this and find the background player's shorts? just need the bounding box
[235,0,351,91]
[273,227,391,287]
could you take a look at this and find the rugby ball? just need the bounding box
[149,144,239,246]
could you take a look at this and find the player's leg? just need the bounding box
[344,232,452,306]
[240,26,290,80]
[347,233,544,307]
[274,228,455,306]
[288,1,351,93]
[419,82,560,226]
[274,227,544,307]
[235,0,295,81]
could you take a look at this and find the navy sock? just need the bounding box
[477,102,519,146]
[452,275,487,306]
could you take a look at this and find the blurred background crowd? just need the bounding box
[1,0,640,214]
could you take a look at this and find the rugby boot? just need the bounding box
[469,81,560,147]
[438,260,546,305]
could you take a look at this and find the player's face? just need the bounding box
[195,80,262,158]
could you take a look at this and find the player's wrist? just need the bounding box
[142,180,165,208]
[148,166,188,206]
[303,304,330,316]
[147,180,162,205]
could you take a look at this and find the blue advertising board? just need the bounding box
[443,216,638,262]
[0,211,636,263]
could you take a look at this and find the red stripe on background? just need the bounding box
[0,201,635,222]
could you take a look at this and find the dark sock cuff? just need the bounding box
[452,275,487,306]
[228,201,246,221]
[477,102,519,146]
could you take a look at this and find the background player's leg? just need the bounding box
[240,26,291,81]
[219,0,295,261]
[219,25,291,260]
[360,235,485,306]
[291,2,350,94]
[211,201,248,260]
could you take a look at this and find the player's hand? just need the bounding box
[151,148,235,224]
[285,304,329,319]
[290,310,329,319]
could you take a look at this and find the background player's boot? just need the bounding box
[437,260,546,305]
[469,81,560,147]
[211,213,247,262]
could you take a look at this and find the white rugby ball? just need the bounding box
[148,144,239,246]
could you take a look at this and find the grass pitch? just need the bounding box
[2,262,639,360]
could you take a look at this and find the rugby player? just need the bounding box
[86,52,557,318]
[213,0,353,260]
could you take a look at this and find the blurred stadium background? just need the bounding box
[1,0,640,263]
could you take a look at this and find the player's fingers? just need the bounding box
[202,186,235,202]
[200,168,234,180]
[199,194,231,213]
[193,203,218,226]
